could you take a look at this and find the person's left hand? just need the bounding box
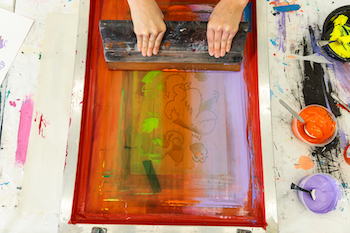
[207,0,249,58]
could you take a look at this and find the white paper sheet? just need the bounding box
[20,12,78,213]
[0,8,33,85]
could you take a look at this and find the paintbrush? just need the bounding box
[291,183,316,201]
[331,93,350,112]
[318,35,350,47]
[317,40,337,47]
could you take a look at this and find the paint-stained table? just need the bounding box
[0,0,350,232]
[268,0,350,232]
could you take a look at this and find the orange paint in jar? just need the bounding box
[292,105,337,146]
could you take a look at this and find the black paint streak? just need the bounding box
[300,28,344,182]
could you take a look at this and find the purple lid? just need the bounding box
[298,174,341,214]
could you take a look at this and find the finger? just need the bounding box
[147,34,157,57]
[153,31,165,55]
[226,31,237,52]
[214,30,222,58]
[136,35,142,52]
[142,35,149,57]
[207,28,214,56]
[220,31,229,57]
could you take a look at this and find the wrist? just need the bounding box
[220,0,249,9]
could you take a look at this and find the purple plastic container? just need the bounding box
[297,173,342,214]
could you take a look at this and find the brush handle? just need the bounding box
[279,99,305,124]
[291,183,311,194]
[331,93,350,112]
[318,40,337,47]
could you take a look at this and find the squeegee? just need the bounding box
[99,20,249,71]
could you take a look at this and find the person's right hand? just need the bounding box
[127,0,166,56]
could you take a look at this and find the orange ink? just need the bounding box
[294,155,315,170]
[292,105,337,146]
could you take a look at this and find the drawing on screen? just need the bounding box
[141,130,184,165]
[165,82,218,137]
[142,71,185,98]
[190,143,208,163]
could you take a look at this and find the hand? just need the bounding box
[127,0,166,56]
[207,0,249,58]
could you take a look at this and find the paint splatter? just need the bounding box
[277,13,286,52]
[0,36,6,49]
[34,112,49,138]
[276,83,284,93]
[270,90,277,98]
[0,61,5,70]
[294,155,315,170]
[15,97,34,165]
[273,4,301,12]
[9,101,16,107]
[270,38,277,46]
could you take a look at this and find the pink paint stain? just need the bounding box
[9,101,16,107]
[34,112,49,138]
[15,97,34,166]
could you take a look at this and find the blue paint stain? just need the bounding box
[242,2,252,32]
[277,83,284,93]
[0,182,9,186]
[342,183,348,189]
[270,38,277,46]
[270,90,277,98]
[282,63,288,66]
[273,4,301,12]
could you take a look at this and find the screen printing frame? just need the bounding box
[58,0,278,231]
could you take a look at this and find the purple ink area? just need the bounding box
[195,69,250,207]
[298,174,341,214]
[224,68,250,205]
[15,97,34,166]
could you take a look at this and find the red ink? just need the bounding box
[34,112,49,138]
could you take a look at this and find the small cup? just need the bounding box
[297,173,343,215]
[292,105,337,147]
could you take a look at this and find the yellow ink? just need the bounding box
[329,15,350,59]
